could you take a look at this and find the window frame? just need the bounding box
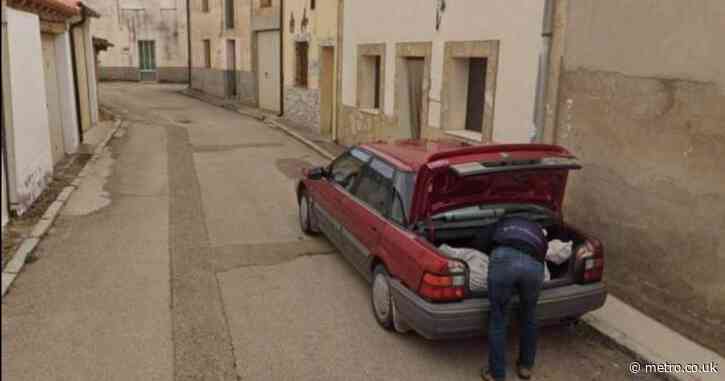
[295,41,309,88]
[327,148,372,190]
[440,40,500,142]
[356,43,386,111]
[351,158,396,218]
[203,39,212,68]
[225,0,235,29]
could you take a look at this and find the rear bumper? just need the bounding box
[390,280,607,340]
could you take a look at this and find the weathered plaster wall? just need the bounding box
[282,0,337,132]
[340,0,544,145]
[6,7,53,213]
[189,0,255,103]
[87,0,189,82]
[556,0,725,355]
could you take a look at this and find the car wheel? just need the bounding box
[371,265,394,330]
[298,191,318,235]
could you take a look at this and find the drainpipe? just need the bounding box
[70,5,88,143]
[278,0,285,117]
[186,0,191,86]
[533,0,554,142]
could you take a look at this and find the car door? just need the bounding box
[309,149,370,250]
[337,158,396,278]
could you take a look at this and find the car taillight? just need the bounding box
[419,260,466,302]
[576,241,604,283]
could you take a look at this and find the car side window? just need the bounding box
[354,158,394,216]
[390,171,415,225]
[328,149,369,191]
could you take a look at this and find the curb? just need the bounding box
[178,88,267,121]
[1,118,124,298]
[265,118,337,161]
[178,87,337,161]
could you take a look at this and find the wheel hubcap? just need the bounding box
[299,197,308,228]
[373,274,391,320]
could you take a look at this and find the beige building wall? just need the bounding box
[87,0,189,82]
[552,0,725,355]
[282,0,338,134]
[190,0,255,102]
[339,0,545,145]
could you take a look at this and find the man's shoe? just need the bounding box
[480,368,502,381]
[517,364,532,380]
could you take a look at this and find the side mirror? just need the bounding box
[306,166,326,180]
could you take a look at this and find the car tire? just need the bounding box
[371,265,395,330]
[298,191,319,235]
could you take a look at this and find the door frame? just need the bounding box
[319,45,335,137]
[255,30,281,112]
[226,39,237,98]
[394,42,432,139]
[138,40,157,82]
[41,32,65,164]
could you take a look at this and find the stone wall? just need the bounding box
[191,68,257,105]
[554,0,725,356]
[284,86,320,132]
[157,67,190,83]
[99,66,189,83]
[556,69,725,356]
[99,66,140,82]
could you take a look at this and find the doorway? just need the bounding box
[319,47,335,137]
[465,58,487,132]
[256,31,281,112]
[138,40,157,81]
[226,39,237,98]
[41,33,65,164]
[399,57,425,139]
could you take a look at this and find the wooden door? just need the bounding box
[319,47,335,136]
[256,31,280,112]
[42,33,65,164]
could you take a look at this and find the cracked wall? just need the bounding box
[556,0,725,355]
[87,0,189,82]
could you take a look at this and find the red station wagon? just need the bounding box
[296,140,607,339]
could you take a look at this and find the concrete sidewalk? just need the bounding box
[583,296,723,381]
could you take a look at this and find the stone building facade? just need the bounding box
[189,0,255,103]
[282,0,339,137]
[338,0,545,146]
[188,0,282,110]
[87,0,189,83]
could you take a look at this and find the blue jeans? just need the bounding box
[487,246,545,381]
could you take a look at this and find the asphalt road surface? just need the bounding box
[2,83,662,381]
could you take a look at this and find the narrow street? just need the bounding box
[2,83,661,381]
